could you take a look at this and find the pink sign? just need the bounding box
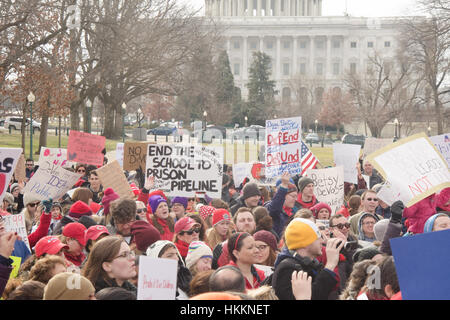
[67,130,105,166]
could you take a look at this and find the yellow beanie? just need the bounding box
[285,218,322,250]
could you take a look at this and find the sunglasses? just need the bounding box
[77,169,86,173]
[318,226,327,231]
[180,227,201,236]
[137,208,147,213]
[331,223,351,230]
[366,198,378,202]
[28,202,40,208]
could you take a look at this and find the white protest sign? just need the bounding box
[4,213,30,252]
[116,143,124,167]
[0,148,22,203]
[429,133,450,168]
[362,174,370,189]
[376,181,408,206]
[304,166,344,215]
[265,116,302,178]
[254,264,274,278]
[23,166,82,201]
[137,256,177,300]
[37,147,73,170]
[363,137,393,157]
[333,143,361,184]
[146,144,223,198]
[367,133,450,207]
[232,163,251,187]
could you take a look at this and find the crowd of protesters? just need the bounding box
[1,152,449,301]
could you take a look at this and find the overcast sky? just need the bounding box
[184,0,422,17]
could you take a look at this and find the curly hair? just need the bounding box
[339,259,376,300]
[29,255,67,284]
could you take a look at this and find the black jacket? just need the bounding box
[94,277,137,295]
[272,251,338,300]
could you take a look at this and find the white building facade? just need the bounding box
[206,0,403,100]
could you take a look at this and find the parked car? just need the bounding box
[4,117,41,131]
[245,125,265,141]
[0,119,4,127]
[305,133,320,143]
[147,124,177,136]
[342,134,366,147]
[201,125,227,143]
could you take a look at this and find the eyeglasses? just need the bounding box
[28,202,40,208]
[136,208,147,213]
[331,223,351,230]
[115,251,136,260]
[363,221,376,226]
[366,198,378,202]
[77,169,86,173]
[256,244,268,251]
[180,227,201,236]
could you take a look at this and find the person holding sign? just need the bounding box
[147,195,175,241]
[362,159,384,189]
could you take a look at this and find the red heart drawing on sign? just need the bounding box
[0,173,6,197]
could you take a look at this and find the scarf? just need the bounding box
[175,239,190,258]
[64,251,86,267]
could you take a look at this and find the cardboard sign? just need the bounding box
[0,148,23,203]
[333,143,361,184]
[366,133,450,207]
[429,133,450,168]
[22,166,82,202]
[4,213,30,252]
[123,141,152,171]
[391,229,450,300]
[265,117,302,178]
[9,256,22,278]
[376,181,408,206]
[96,160,135,199]
[232,163,252,187]
[232,162,275,187]
[137,256,177,300]
[304,166,344,215]
[38,147,73,170]
[14,154,26,182]
[116,143,124,168]
[146,144,224,198]
[363,137,393,158]
[67,130,105,166]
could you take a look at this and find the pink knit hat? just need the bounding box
[101,187,120,216]
[198,205,215,221]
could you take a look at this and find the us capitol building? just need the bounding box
[205,0,405,102]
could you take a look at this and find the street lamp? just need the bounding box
[428,126,431,136]
[315,119,318,133]
[244,116,248,127]
[122,102,127,142]
[203,110,207,130]
[27,92,35,159]
[137,108,143,128]
[86,100,92,134]
[394,118,399,140]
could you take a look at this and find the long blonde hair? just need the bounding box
[205,226,233,250]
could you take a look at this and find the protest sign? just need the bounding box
[116,143,124,167]
[232,162,275,187]
[123,141,152,171]
[23,166,82,202]
[366,133,450,207]
[333,144,361,184]
[9,256,22,279]
[137,256,177,300]
[304,166,344,215]
[254,264,274,278]
[363,137,393,157]
[4,213,30,252]
[96,160,135,199]
[14,154,26,182]
[316,219,329,227]
[376,181,408,206]
[38,148,73,171]
[0,148,23,203]
[265,117,302,178]
[429,133,450,168]
[391,229,450,300]
[146,144,224,198]
[67,130,105,166]
[232,163,251,187]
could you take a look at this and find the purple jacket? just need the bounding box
[265,186,290,238]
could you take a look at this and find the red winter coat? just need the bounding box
[28,212,52,249]
[403,194,438,234]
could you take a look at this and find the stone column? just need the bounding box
[293,37,298,75]
[286,0,291,16]
[305,0,309,16]
[243,36,248,80]
[309,35,314,75]
[276,0,281,16]
[257,0,262,16]
[219,0,223,16]
[276,36,281,80]
[266,0,271,16]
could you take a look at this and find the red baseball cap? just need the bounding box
[62,222,87,247]
[174,217,200,234]
[35,236,69,258]
[86,225,110,242]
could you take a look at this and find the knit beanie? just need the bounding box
[148,190,167,201]
[374,219,390,241]
[43,272,95,300]
[171,197,188,209]
[423,213,449,233]
[253,230,278,252]
[23,193,41,207]
[68,200,92,219]
[131,220,161,252]
[9,183,20,194]
[129,183,140,196]
[285,218,321,250]
[352,247,381,263]
[148,195,167,214]
[3,192,14,205]
[101,187,120,216]
[89,201,102,215]
[242,182,261,200]
[198,205,215,221]
[310,202,332,218]
[212,209,232,226]
[297,177,314,193]
[185,241,213,270]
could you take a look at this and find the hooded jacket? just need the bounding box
[357,213,381,242]
[402,194,437,234]
[265,186,297,239]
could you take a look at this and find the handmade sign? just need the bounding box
[14,154,26,182]
[0,148,23,203]
[232,163,251,187]
[333,143,361,184]
[429,133,450,168]
[116,143,124,167]
[391,229,450,300]
[366,133,450,207]
[67,130,105,166]
[363,137,393,158]
[4,213,30,252]
[95,160,135,199]
[22,166,82,202]
[9,256,22,278]
[137,256,177,300]
[232,162,275,187]
[376,181,408,206]
[123,141,152,171]
[265,117,302,178]
[146,144,224,199]
[304,166,344,215]
[38,148,73,172]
